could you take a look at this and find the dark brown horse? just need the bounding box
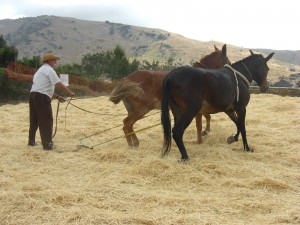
[109,45,230,147]
[161,50,274,161]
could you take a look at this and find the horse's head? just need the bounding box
[194,44,231,68]
[248,50,274,92]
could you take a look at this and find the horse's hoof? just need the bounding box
[201,130,209,136]
[128,144,139,149]
[227,136,236,144]
[197,140,203,145]
[246,148,254,153]
[177,157,190,163]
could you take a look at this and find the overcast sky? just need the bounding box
[0,0,299,51]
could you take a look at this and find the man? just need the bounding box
[28,53,75,150]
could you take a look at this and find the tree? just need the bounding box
[81,52,109,78]
[140,60,160,70]
[0,34,18,67]
[108,45,130,80]
[56,63,84,76]
[58,45,177,81]
[0,34,6,48]
[81,45,139,80]
[17,55,41,68]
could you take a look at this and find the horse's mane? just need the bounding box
[192,50,221,66]
[200,50,220,62]
[232,53,263,66]
[193,50,221,67]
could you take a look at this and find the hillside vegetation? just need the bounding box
[0,15,300,83]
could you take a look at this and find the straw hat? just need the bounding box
[42,53,60,63]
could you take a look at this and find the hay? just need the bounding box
[0,94,299,224]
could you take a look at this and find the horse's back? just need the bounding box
[126,70,170,103]
[126,70,169,84]
[165,66,241,113]
[167,66,236,89]
[165,67,212,92]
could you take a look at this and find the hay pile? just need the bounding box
[0,94,299,225]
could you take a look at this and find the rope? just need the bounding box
[242,62,253,80]
[77,111,161,144]
[68,101,127,116]
[224,64,250,88]
[76,122,161,150]
[52,101,60,138]
[66,99,161,117]
[65,97,73,129]
[198,62,208,69]
[224,64,251,102]
[225,64,240,102]
[58,96,161,151]
[80,124,124,140]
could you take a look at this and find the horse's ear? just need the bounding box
[214,45,219,51]
[222,44,227,55]
[265,52,274,62]
[250,50,255,55]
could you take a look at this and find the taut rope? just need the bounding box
[68,101,127,116]
[52,97,161,150]
[76,122,161,150]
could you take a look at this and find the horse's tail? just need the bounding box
[161,78,172,157]
[109,81,144,104]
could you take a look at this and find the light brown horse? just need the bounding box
[109,44,230,147]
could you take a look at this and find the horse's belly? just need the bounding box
[153,98,161,109]
[200,101,221,114]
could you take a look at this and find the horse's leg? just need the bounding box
[123,114,139,147]
[195,112,211,144]
[122,98,146,147]
[202,113,211,135]
[172,110,198,161]
[195,112,203,144]
[225,111,240,144]
[236,108,252,152]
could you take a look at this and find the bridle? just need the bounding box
[224,64,251,102]
[241,62,253,82]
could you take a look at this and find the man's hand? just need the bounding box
[68,91,75,97]
[55,82,75,98]
[57,96,66,103]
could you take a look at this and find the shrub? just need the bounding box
[0,68,31,102]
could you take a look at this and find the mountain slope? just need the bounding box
[1,15,299,83]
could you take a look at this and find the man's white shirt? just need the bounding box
[30,64,60,98]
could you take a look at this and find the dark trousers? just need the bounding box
[28,92,53,149]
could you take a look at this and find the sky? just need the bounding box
[0,0,299,51]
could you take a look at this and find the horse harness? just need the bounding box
[197,61,209,69]
[224,64,251,102]
[242,62,253,81]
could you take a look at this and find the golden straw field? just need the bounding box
[0,94,299,225]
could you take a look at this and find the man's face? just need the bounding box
[48,60,58,68]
